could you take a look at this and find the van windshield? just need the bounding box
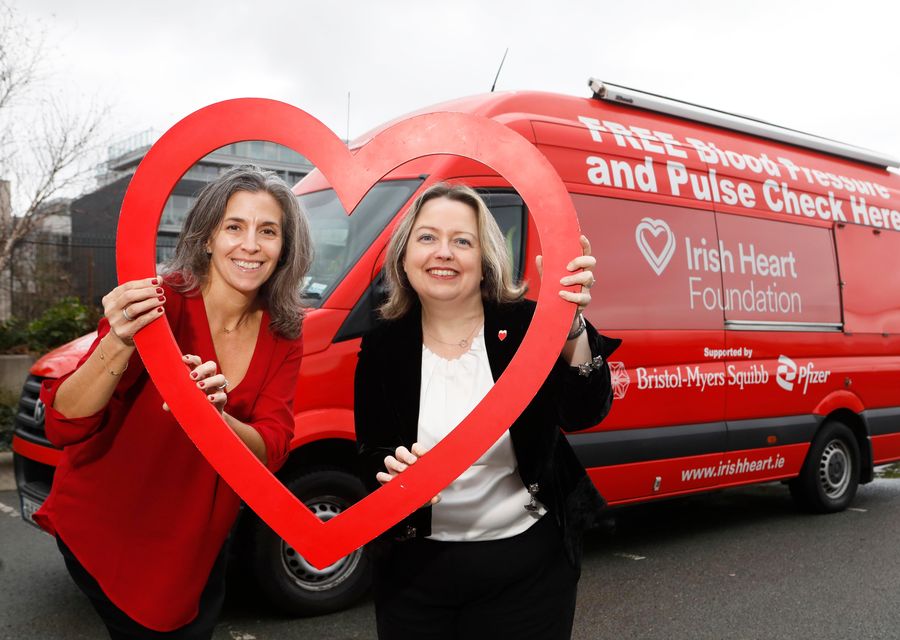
[298,179,422,306]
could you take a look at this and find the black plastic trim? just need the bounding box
[11,429,55,447]
[568,421,727,468]
[725,415,822,451]
[333,273,386,343]
[569,414,827,468]
[864,408,900,436]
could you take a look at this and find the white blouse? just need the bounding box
[418,326,545,542]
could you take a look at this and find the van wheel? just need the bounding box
[789,421,860,513]
[245,467,371,616]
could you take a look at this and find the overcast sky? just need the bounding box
[13,0,900,171]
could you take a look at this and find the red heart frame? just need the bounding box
[117,99,580,568]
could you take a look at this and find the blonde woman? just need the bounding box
[356,183,620,639]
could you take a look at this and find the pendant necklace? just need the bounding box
[423,316,483,349]
[222,310,253,335]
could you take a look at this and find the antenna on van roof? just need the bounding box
[588,78,900,168]
[490,48,509,93]
[346,91,351,143]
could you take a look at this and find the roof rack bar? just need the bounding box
[588,78,899,169]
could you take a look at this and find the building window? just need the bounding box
[185,164,221,181]
[160,194,195,231]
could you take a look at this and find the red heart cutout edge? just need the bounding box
[117,99,581,568]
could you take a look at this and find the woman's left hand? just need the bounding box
[536,234,596,325]
[181,354,229,415]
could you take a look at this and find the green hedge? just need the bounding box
[0,299,98,451]
[0,317,29,353]
[0,390,15,452]
[0,298,98,354]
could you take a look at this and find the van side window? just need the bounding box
[835,223,900,334]
[715,213,841,330]
[478,190,526,280]
[572,193,723,330]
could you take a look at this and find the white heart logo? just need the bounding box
[635,217,675,276]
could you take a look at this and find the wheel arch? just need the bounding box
[821,408,874,484]
[278,437,360,481]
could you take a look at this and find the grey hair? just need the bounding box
[163,165,313,339]
[379,182,525,320]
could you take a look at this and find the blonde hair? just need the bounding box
[379,183,525,320]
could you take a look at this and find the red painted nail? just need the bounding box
[156,288,163,294]
[198,381,205,388]
[208,395,214,401]
[151,279,159,285]
[190,372,198,379]
[157,307,163,313]
[158,296,165,301]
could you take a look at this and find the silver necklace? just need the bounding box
[422,317,483,349]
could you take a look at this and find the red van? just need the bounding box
[13,79,900,615]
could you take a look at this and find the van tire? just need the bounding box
[789,421,860,513]
[245,466,371,616]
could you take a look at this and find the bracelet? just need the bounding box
[97,336,129,377]
[566,313,587,341]
[575,354,604,378]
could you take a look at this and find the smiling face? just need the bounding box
[206,190,284,297]
[402,195,484,310]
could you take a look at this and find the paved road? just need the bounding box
[2,470,899,639]
[0,452,13,492]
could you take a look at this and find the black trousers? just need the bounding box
[57,537,227,640]
[373,515,580,640]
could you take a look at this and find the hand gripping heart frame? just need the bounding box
[117,99,581,569]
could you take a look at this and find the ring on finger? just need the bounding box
[217,379,229,391]
[122,306,133,321]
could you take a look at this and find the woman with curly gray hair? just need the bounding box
[34,166,312,639]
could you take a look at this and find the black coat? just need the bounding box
[354,300,621,566]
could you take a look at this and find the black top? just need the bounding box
[354,299,621,566]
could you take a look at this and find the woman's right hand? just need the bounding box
[101,277,166,346]
[377,443,441,505]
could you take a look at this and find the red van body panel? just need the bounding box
[12,436,62,467]
[290,409,355,448]
[872,434,900,463]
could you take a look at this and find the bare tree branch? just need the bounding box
[0,99,107,275]
[0,2,108,294]
[0,2,42,113]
